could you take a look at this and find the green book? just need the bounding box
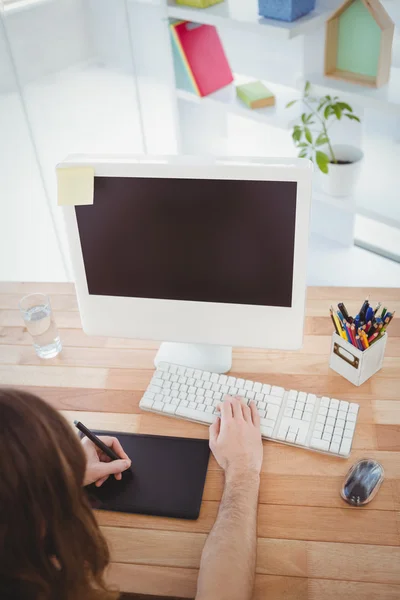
[236,81,275,109]
[175,0,224,8]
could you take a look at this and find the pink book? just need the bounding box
[173,21,233,97]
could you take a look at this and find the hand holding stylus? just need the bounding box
[82,435,131,487]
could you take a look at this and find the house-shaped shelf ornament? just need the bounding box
[324,0,394,88]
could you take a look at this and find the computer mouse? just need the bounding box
[341,459,384,506]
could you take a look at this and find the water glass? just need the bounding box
[19,293,62,359]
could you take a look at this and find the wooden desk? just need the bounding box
[1,283,400,599]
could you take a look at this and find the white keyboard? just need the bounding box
[140,362,359,458]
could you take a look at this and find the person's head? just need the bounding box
[0,388,117,600]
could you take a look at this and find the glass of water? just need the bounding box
[19,293,62,359]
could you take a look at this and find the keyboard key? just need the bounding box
[169,365,178,374]
[229,387,238,395]
[266,395,282,406]
[307,394,317,404]
[347,412,357,422]
[177,366,186,375]
[324,425,333,434]
[171,383,180,391]
[153,401,164,411]
[316,415,325,424]
[218,374,228,385]
[201,372,211,381]
[328,408,337,418]
[339,400,349,412]
[143,391,155,400]
[330,442,340,454]
[343,428,353,439]
[163,404,177,414]
[288,390,298,401]
[296,429,308,445]
[322,432,332,442]
[258,409,266,418]
[206,405,214,413]
[188,394,196,403]
[178,392,188,401]
[338,410,347,421]
[204,381,212,390]
[227,376,236,386]
[187,377,195,386]
[213,392,222,402]
[211,383,221,392]
[262,384,271,394]
[332,434,342,445]
[149,384,162,394]
[266,405,280,420]
[330,399,339,409]
[334,426,343,437]
[161,372,170,380]
[326,417,335,427]
[293,409,302,419]
[303,411,312,422]
[298,392,307,402]
[304,402,314,413]
[287,399,296,409]
[255,393,264,402]
[188,386,196,394]
[193,370,202,379]
[176,405,215,424]
[349,403,359,414]
[205,390,213,398]
[271,386,285,397]
[296,402,305,412]
[245,380,253,391]
[220,385,229,394]
[320,397,330,408]
[170,397,179,406]
[285,408,293,418]
[310,438,330,452]
[170,374,178,382]
[339,438,352,456]
[277,426,288,440]
[140,396,154,408]
[157,362,169,372]
[319,407,328,416]
[171,390,179,398]
[335,418,345,428]
[185,368,194,377]
[180,400,188,407]
[188,401,197,409]
[313,430,322,439]
[260,418,275,428]
[196,389,205,397]
[345,421,356,432]
[205,398,213,406]
[178,376,186,384]
[195,380,203,388]
[180,384,188,393]
[257,401,266,410]
[314,422,323,432]
[246,390,255,400]
[236,378,245,388]
[197,404,206,412]
[164,381,172,389]
[286,432,297,443]
[253,382,262,393]
[260,426,274,438]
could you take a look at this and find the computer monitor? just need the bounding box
[59,155,312,373]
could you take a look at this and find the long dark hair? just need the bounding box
[0,389,117,600]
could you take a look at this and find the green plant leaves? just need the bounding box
[304,81,311,96]
[305,127,312,144]
[337,102,352,112]
[345,114,361,122]
[316,151,329,174]
[315,133,329,146]
[286,100,297,108]
[298,149,308,158]
[333,104,342,120]
[292,128,302,142]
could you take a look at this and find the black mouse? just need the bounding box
[341,459,384,506]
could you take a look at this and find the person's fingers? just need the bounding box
[219,397,233,422]
[94,458,130,480]
[249,401,260,428]
[95,475,109,487]
[114,472,122,481]
[98,436,131,463]
[231,396,244,419]
[240,400,252,423]
[209,417,220,447]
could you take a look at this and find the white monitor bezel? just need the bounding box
[59,155,312,350]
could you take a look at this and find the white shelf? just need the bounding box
[176,74,299,128]
[167,0,337,41]
[305,68,400,114]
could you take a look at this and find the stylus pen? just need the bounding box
[74,420,120,461]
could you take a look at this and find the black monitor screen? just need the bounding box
[75,176,297,307]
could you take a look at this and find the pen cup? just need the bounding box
[329,332,387,386]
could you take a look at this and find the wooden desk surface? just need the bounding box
[1,283,400,599]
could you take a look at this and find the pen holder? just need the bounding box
[329,333,387,386]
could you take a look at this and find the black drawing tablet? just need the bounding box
[85,431,210,520]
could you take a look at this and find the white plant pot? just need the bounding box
[320,145,363,197]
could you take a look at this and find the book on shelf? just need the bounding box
[236,81,275,109]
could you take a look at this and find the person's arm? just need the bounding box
[196,396,263,600]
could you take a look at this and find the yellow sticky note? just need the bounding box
[57,166,94,206]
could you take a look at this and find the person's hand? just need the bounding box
[209,396,263,479]
[82,436,131,487]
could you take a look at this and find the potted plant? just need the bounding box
[287,81,362,197]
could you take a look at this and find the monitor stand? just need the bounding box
[154,342,232,374]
